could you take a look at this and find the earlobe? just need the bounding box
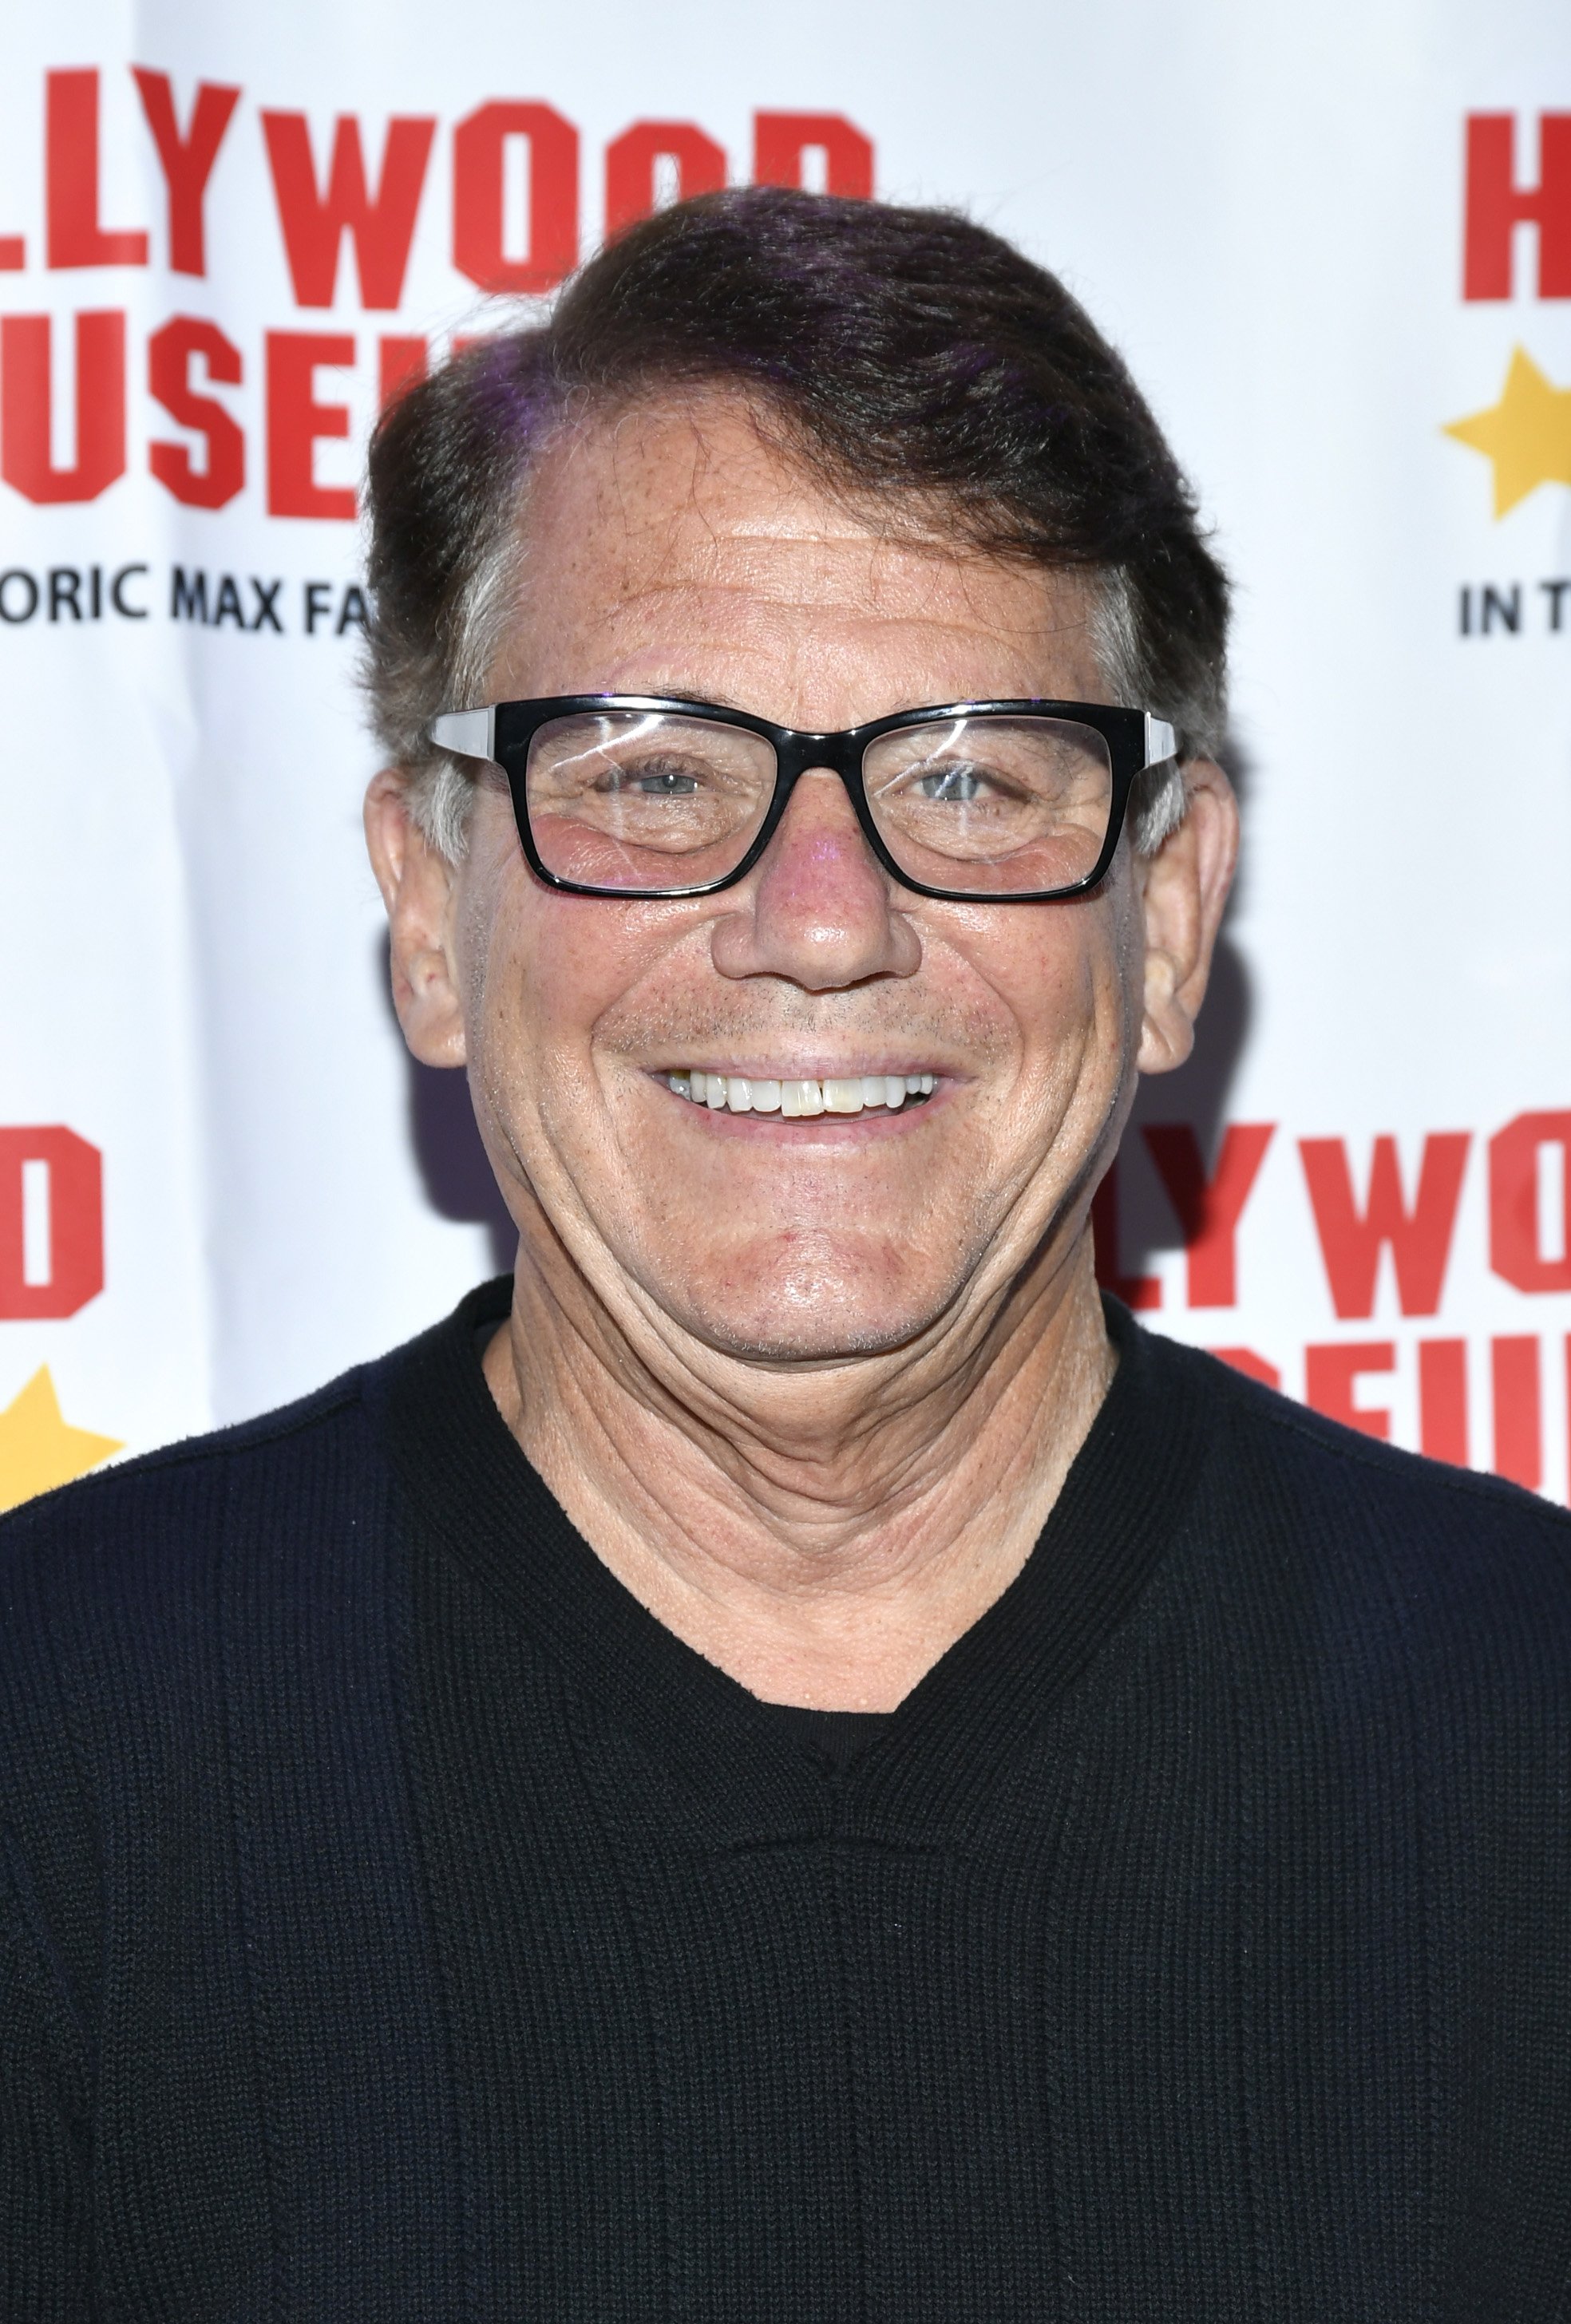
[1134,760,1240,1077]
[363,770,469,1068]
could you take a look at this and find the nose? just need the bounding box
[708,768,922,991]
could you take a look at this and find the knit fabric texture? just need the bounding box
[2,1277,1570,2320]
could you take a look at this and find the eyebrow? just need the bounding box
[591,675,757,717]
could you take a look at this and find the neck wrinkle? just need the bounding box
[484,1227,1115,1705]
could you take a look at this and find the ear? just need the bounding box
[1134,759,1240,1076]
[363,770,469,1068]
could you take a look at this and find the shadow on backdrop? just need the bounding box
[379,937,517,1275]
[1104,727,1259,1290]
[410,1059,518,1275]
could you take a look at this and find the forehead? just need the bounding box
[497,393,1106,717]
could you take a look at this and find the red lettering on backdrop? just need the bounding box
[132,71,240,278]
[1299,1132,1470,1319]
[0,313,126,504]
[1142,1122,1274,1307]
[452,101,579,294]
[753,113,874,198]
[1464,114,1571,300]
[0,225,22,270]
[262,113,436,309]
[1488,1112,1571,1292]
[1304,1342,1395,1439]
[46,70,148,269]
[0,1129,104,1321]
[1090,1164,1161,1310]
[265,332,356,519]
[1491,1336,1542,1489]
[605,122,726,237]
[148,318,244,508]
[378,334,427,409]
[1418,1338,1469,1464]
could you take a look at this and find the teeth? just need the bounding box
[667,1070,936,1117]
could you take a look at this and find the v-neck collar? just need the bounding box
[374,1278,1213,1846]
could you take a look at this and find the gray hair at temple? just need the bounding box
[362,186,1230,864]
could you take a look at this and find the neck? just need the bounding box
[484,1229,1115,1712]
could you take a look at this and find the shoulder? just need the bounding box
[0,1369,398,1804]
[0,1288,489,1734]
[1138,1325,1571,1685]
[0,1323,469,1944]
[0,1307,487,2069]
[1157,1325,1571,1548]
[0,1278,510,1691]
[0,1363,372,1615]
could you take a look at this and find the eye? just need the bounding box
[912,764,991,802]
[598,760,702,796]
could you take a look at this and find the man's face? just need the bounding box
[417,397,1181,1365]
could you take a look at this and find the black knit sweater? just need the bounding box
[4,1279,1571,2320]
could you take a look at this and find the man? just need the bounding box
[3,190,1569,2318]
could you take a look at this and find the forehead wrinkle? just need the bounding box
[594,571,1098,688]
[593,576,1034,672]
[565,581,1108,723]
[611,520,1098,655]
[595,524,1085,621]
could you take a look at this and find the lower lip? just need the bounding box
[653,1078,948,1140]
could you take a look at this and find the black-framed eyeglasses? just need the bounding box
[428,695,1177,903]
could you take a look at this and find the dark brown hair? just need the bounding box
[364,186,1228,855]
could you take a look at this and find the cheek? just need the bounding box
[461,872,676,1140]
[956,895,1136,1101]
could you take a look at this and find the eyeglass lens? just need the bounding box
[522,709,1115,895]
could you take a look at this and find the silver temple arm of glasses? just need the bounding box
[429,707,497,761]
[1143,714,1177,766]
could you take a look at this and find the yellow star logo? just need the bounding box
[1444,347,1571,517]
[0,1369,122,1512]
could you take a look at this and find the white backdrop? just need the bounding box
[2,0,1569,1506]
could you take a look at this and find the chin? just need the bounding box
[647,1239,959,1366]
[691,1311,930,1365]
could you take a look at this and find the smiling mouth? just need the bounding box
[667,1071,938,1119]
